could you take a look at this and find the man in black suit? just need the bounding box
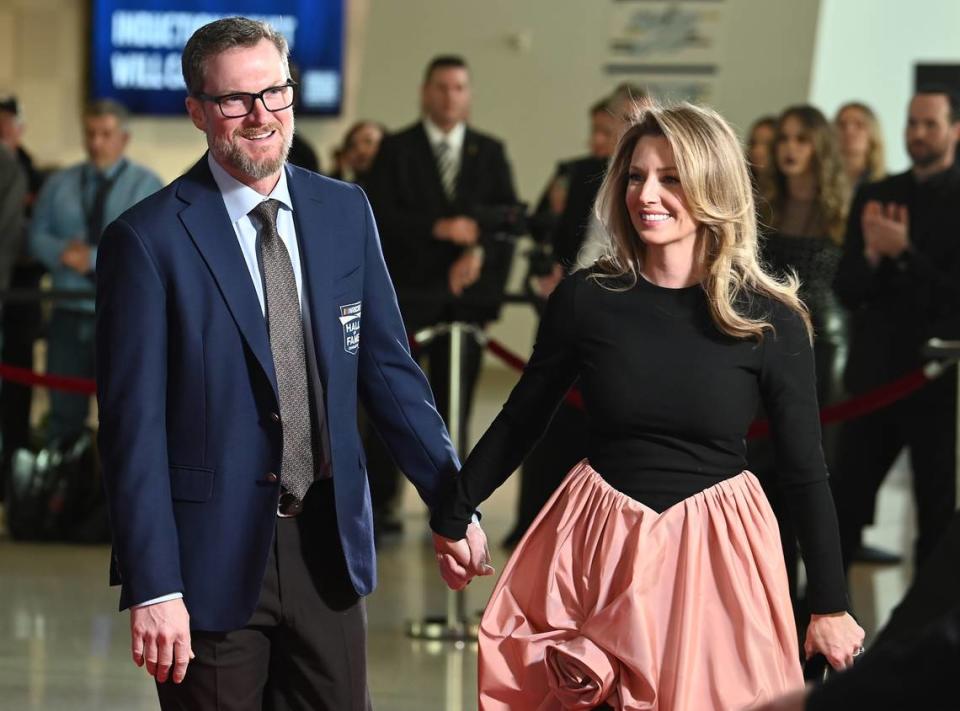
[833,86,960,573]
[365,55,517,523]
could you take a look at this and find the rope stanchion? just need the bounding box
[0,363,97,395]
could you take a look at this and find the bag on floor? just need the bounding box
[4,430,111,543]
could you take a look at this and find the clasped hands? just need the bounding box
[432,521,496,590]
[61,239,94,274]
[862,200,909,265]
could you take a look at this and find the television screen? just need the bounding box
[89,0,345,116]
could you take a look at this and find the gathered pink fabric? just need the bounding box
[478,461,803,711]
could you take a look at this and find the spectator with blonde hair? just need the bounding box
[835,101,886,191]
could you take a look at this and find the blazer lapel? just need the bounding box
[176,157,279,402]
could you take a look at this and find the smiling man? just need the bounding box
[95,17,491,710]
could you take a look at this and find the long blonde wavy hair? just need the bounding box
[591,102,812,342]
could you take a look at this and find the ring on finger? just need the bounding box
[852,646,864,657]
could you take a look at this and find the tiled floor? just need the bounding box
[0,364,921,710]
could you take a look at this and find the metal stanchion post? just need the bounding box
[923,339,960,511]
[407,322,482,642]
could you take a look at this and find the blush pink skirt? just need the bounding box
[478,461,803,711]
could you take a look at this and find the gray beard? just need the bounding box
[213,119,294,181]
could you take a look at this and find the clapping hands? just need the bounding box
[432,521,495,590]
[862,200,910,264]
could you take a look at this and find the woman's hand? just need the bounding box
[804,611,865,670]
[432,521,495,591]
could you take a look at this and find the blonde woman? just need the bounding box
[431,103,863,711]
[834,101,886,192]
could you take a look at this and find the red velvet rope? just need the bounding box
[5,334,931,437]
[0,363,97,395]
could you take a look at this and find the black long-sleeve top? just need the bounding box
[431,269,848,613]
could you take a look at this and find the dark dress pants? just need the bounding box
[156,480,371,711]
[833,369,957,573]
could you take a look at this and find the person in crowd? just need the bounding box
[834,101,886,193]
[0,140,25,295]
[0,96,43,202]
[330,120,386,189]
[751,604,960,711]
[96,17,491,709]
[364,55,517,526]
[747,114,778,181]
[751,512,960,711]
[504,89,643,547]
[284,61,322,173]
[571,83,651,271]
[432,102,863,710]
[753,105,851,602]
[833,86,960,574]
[29,99,162,444]
[0,95,41,496]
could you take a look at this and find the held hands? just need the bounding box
[862,200,910,263]
[804,611,865,671]
[433,216,480,246]
[432,521,495,591]
[130,598,194,684]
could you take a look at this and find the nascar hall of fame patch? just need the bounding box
[339,301,361,355]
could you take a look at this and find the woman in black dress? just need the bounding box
[431,103,863,711]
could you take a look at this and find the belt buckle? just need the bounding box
[277,491,304,518]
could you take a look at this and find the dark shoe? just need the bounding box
[852,544,903,565]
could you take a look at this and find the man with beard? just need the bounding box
[95,17,492,710]
[833,86,960,576]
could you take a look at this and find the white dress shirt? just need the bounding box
[423,117,466,178]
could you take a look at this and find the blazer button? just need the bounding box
[270,412,281,423]
[265,472,279,483]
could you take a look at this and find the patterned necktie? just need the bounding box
[250,199,315,501]
[435,139,457,200]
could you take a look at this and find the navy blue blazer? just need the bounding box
[96,156,459,631]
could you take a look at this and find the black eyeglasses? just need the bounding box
[195,81,297,118]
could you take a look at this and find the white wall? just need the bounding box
[810,0,960,174]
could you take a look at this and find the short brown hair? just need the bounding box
[84,98,130,132]
[181,16,289,95]
[423,55,469,84]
